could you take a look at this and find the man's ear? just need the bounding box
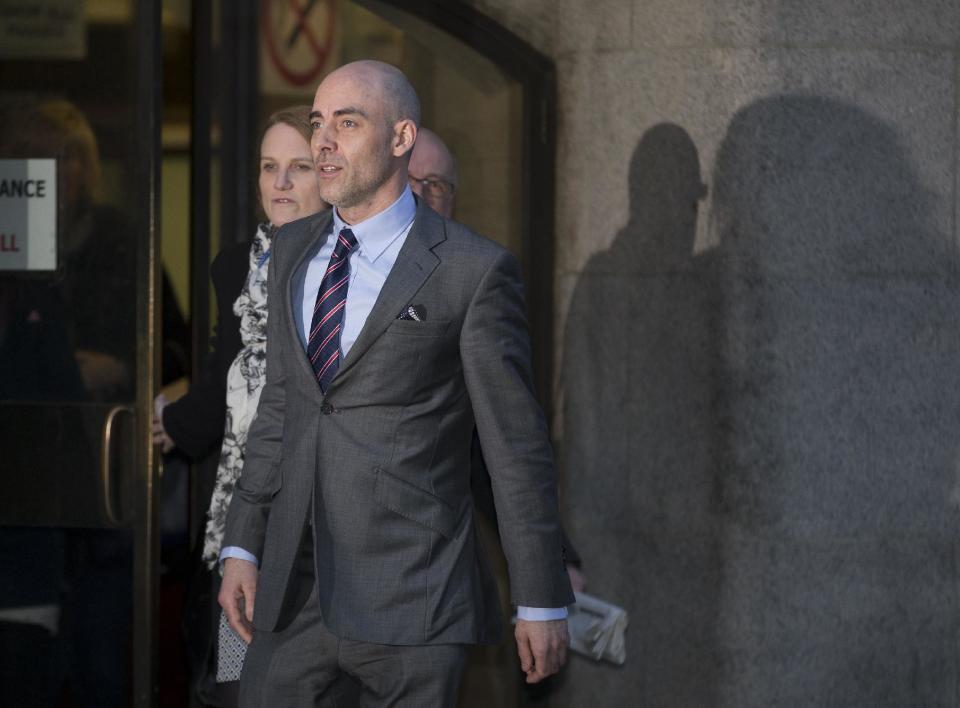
[392,120,417,158]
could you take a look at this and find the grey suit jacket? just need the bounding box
[222,201,574,646]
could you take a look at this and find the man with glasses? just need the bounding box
[407,127,458,218]
[408,128,587,592]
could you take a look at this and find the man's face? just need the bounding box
[310,68,398,222]
[408,132,456,218]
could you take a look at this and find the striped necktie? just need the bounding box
[307,227,358,392]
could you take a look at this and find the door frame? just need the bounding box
[134,0,163,705]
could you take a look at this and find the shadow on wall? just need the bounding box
[710,95,960,707]
[559,123,722,708]
[560,96,960,707]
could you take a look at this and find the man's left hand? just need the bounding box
[514,618,569,683]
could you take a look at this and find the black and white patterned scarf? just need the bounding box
[202,223,273,569]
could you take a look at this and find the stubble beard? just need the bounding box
[318,143,396,211]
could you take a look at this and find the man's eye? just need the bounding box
[297,163,314,171]
[311,121,322,130]
[342,119,356,128]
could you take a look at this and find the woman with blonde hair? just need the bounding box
[154,105,326,706]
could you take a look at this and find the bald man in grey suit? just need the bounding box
[219,60,572,707]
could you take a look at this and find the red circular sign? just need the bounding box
[261,0,336,88]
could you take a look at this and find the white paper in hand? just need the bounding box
[567,591,628,665]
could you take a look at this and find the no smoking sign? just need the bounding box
[260,0,337,92]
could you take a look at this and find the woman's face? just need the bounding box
[259,123,325,227]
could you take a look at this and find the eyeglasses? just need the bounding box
[408,174,456,199]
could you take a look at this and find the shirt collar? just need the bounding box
[331,186,416,263]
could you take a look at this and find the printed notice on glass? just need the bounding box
[0,0,85,60]
[0,159,58,271]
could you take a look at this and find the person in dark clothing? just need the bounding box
[0,279,79,708]
[0,97,190,708]
[409,128,585,590]
[154,241,249,460]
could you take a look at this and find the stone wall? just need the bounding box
[465,1,960,705]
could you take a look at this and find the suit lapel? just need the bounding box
[282,209,333,388]
[330,203,445,389]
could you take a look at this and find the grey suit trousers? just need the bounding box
[239,535,468,708]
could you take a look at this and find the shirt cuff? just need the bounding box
[220,546,259,567]
[516,606,568,621]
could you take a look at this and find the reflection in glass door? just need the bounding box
[0,1,162,706]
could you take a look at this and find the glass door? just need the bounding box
[0,1,162,706]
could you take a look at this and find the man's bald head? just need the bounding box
[324,60,421,128]
[409,128,458,218]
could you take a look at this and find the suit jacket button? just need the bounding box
[321,403,334,415]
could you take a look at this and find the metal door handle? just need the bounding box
[102,405,134,526]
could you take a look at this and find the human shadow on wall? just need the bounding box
[559,124,722,708]
[708,95,960,706]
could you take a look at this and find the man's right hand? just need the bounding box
[218,557,258,644]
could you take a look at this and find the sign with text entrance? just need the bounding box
[0,159,57,271]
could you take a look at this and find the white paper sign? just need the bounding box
[0,159,58,271]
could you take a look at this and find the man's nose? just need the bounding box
[312,124,335,154]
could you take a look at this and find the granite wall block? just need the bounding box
[454,1,960,706]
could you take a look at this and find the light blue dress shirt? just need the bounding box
[223,187,567,620]
[299,187,416,352]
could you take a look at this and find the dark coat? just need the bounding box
[162,241,250,460]
[223,204,574,645]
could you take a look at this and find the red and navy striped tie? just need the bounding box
[307,227,358,392]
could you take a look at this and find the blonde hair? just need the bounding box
[0,98,102,203]
[260,105,313,154]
